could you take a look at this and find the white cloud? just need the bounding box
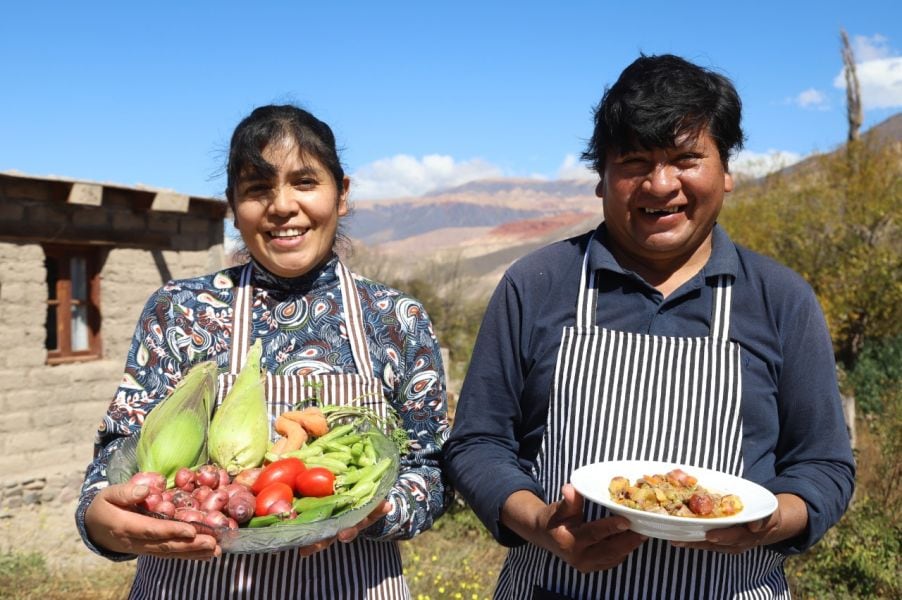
[556,154,597,181]
[730,150,804,179]
[350,154,503,200]
[834,56,902,110]
[852,33,892,61]
[790,88,830,110]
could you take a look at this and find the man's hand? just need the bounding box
[502,484,646,573]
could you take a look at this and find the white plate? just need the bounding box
[570,460,778,542]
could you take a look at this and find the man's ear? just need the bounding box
[595,179,604,199]
[724,172,734,193]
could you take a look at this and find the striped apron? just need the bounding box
[130,261,409,600]
[495,243,789,599]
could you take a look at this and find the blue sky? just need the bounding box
[2,1,900,201]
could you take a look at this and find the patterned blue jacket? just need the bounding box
[77,255,451,559]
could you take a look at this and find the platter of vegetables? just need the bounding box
[107,340,403,554]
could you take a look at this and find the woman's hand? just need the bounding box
[502,484,646,573]
[672,493,808,554]
[296,500,392,557]
[85,483,220,560]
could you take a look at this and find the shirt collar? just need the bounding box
[248,254,340,296]
[588,223,738,281]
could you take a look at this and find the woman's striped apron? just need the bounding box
[495,242,789,599]
[130,261,409,600]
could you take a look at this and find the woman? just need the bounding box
[77,104,451,599]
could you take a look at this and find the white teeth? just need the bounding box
[643,207,680,214]
[270,228,305,238]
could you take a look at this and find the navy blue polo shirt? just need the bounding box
[444,223,855,555]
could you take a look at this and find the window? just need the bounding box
[44,245,102,363]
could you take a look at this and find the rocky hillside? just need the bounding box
[346,178,602,292]
[346,112,901,294]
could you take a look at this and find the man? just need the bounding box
[444,54,854,599]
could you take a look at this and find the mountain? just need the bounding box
[346,112,901,294]
[345,178,602,292]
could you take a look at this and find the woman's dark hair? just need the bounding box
[225,104,345,205]
[582,54,745,173]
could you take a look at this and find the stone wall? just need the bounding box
[0,240,223,510]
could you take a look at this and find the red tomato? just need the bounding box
[251,457,306,495]
[295,467,335,497]
[254,482,294,516]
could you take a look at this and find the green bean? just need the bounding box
[308,423,356,448]
[336,457,392,487]
[303,455,350,473]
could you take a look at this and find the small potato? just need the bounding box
[129,471,167,494]
[174,508,206,524]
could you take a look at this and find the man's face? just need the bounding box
[597,128,733,275]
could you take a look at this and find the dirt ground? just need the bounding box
[0,499,134,575]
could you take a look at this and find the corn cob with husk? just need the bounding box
[136,360,217,487]
[208,339,269,475]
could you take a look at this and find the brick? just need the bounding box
[111,210,146,231]
[179,217,211,235]
[2,347,45,369]
[26,203,68,226]
[0,409,34,434]
[146,213,179,233]
[0,201,24,223]
[71,207,109,228]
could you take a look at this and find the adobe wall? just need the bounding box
[0,240,224,510]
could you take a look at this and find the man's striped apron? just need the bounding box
[495,241,788,599]
[130,261,409,599]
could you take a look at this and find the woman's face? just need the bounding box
[233,138,349,278]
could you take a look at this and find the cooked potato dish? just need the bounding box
[608,468,743,518]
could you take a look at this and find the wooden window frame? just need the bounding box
[43,244,102,364]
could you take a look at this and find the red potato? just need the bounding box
[170,490,198,510]
[192,485,213,503]
[221,483,250,498]
[217,468,231,490]
[142,493,164,513]
[155,500,176,518]
[233,468,262,489]
[227,491,256,524]
[201,489,230,513]
[174,507,206,523]
[203,509,233,529]
[129,471,167,494]
[175,467,196,491]
[195,464,221,489]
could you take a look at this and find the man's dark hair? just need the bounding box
[582,54,745,173]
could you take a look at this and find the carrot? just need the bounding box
[281,407,330,438]
[272,415,308,454]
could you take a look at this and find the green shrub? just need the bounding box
[788,495,901,599]
[845,335,902,415]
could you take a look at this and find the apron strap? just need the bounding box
[710,274,733,340]
[576,234,734,338]
[335,261,376,380]
[229,263,254,372]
